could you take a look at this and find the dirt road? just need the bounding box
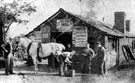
[0,61,135,83]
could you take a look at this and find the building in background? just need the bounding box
[25,8,135,72]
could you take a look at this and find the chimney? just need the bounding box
[126,20,130,32]
[114,12,126,33]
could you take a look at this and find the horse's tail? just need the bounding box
[37,42,42,62]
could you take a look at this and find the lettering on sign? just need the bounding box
[72,26,88,47]
[57,19,73,32]
[42,33,48,38]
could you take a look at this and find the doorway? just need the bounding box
[51,32,72,48]
[50,32,72,68]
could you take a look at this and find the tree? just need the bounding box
[0,0,36,40]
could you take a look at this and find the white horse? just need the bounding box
[18,37,65,73]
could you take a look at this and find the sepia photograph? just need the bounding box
[0,0,135,83]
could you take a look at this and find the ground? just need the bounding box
[0,60,135,83]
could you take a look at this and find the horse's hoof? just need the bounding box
[59,73,65,76]
[34,71,38,74]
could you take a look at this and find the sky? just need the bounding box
[6,0,135,37]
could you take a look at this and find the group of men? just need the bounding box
[62,42,106,76]
[82,42,106,75]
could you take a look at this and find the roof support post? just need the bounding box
[116,38,120,70]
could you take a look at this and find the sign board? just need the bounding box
[72,26,87,47]
[41,25,50,32]
[41,25,50,43]
[57,19,73,32]
[35,31,42,39]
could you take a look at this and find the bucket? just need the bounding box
[65,69,75,77]
[69,70,75,77]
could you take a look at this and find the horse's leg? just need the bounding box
[52,54,55,68]
[32,56,38,74]
[59,55,65,76]
[59,62,64,76]
[64,63,68,72]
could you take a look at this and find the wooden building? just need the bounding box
[26,8,135,72]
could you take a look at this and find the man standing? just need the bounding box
[82,43,95,74]
[1,37,14,75]
[96,42,106,75]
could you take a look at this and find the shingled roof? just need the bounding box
[26,8,125,37]
[77,16,124,37]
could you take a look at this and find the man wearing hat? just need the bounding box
[82,43,95,74]
[96,42,106,75]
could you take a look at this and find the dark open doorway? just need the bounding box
[51,32,72,48]
[49,32,72,68]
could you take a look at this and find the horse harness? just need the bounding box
[37,42,42,62]
[27,41,33,56]
[26,41,43,62]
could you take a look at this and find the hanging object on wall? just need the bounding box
[34,31,42,42]
[41,25,50,43]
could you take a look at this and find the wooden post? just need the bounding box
[104,36,108,72]
[116,38,120,69]
[104,36,108,49]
